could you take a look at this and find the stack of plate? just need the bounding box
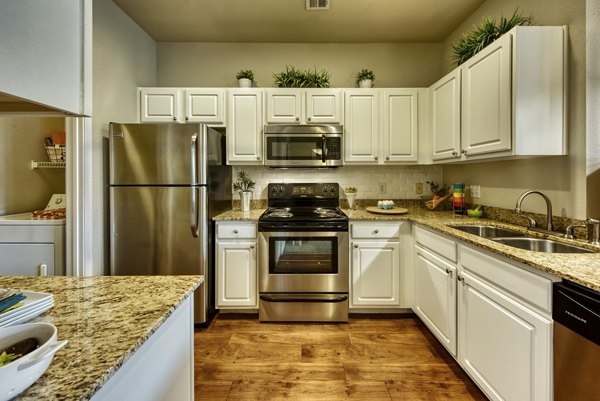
[0,291,53,328]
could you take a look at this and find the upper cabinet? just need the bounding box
[265,89,341,124]
[140,88,225,124]
[345,89,421,164]
[227,89,263,165]
[0,0,91,115]
[430,26,567,162]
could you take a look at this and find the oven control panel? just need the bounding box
[268,183,339,199]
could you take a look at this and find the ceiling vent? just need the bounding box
[306,0,330,11]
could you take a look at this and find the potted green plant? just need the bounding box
[233,170,256,211]
[273,66,331,88]
[235,69,255,88]
[355,69,375,88]
[426,181,450,200]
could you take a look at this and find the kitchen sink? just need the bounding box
[492,238,595,254]
[449,225,525,238]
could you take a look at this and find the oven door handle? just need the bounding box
[321,135,326,163]
[260,294,348,303]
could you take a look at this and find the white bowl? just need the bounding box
[0,323,67,401]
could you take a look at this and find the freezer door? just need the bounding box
[110,186,208,321]
[109,123,206,185]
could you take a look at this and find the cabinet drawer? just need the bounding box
[351,223,400,239]
[460,245,553,313]
[414,226,457,263]
[217,223,256,239]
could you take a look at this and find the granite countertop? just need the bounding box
[0,275,202,401]
[213,207,600,292]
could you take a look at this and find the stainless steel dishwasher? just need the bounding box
[553,280,600,400]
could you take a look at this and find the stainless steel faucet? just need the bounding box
[515,190,554,231]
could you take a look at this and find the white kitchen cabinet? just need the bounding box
[350,222,401,308]
[430,26,566,162]
[457,245,554,401]
[216,222,257,308]
[227,89,263,164]
[382,89,419,163]
[344,90,380,163]
[430,70,461,161]
[140,88,225,124]
[414,245,457,356]
[265,89,341,124]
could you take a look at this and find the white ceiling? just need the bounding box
[112,0,485,43]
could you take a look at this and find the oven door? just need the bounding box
[264,134,343,167]
[258,231,349,293]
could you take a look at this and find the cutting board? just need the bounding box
[366,206,409,215]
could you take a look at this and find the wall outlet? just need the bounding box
[470,184,481,198]
[378,183,386,194]
[415,182,423,195]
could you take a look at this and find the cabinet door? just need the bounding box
[344,90,380,164]
[184,89,224,124]
[458,271,552,401]
[0,244,54,276]
[265,89,302,124]
[227,89,263,164]
[461,33,512,156]
[306,89,341,124]
[382,89,418,163]
[140,88,180,123]
[430,70,461,161]
[351,240,400,307]
[414,246,457,356]
[216,241,257,308]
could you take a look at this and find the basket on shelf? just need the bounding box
[45,145,66,162]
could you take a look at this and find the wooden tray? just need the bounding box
[365,206,409,215]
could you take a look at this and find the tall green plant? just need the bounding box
[273,66,330,88]
[452,9,533,66]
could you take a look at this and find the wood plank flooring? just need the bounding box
[194,314,487,400]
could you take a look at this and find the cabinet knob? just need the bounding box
[452,151,458,156]
[295,117,300,122]
[457,274,464,282]
[354,244,359,248]
[461,149,467,155]
[185,116,189,121]
[256,156,260,160]
[445,268,453,277]
[374,156,378,161]
[233,229,239,234]
[386,156,390,161]
[250,245,255,249]
[373,229,379,234]
[307,117,312,122]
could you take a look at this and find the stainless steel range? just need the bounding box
[258,183,349,322]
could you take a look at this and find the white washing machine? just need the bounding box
[0,203,66,276]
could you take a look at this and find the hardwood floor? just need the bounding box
[194,314,487,400]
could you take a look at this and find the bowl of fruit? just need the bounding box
[0,323,67,401]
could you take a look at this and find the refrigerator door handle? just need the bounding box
[190,133,198,184]
[190,187,200,238]
[198,125,207,185]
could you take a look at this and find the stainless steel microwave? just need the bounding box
[264,124,343,167]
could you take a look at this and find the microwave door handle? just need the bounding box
[321,135,326,163]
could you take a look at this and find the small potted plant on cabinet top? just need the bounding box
[233,170,256,212]
[235,69,255,88]
[355,69,375,88]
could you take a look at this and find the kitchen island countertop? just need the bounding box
[0,275,202,401]
[214,206,600,292]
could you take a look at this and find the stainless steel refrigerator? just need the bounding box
[108,123,231,324]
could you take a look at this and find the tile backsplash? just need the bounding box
[232,165,443,200]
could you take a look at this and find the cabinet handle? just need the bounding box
[233,229,238,234]
[374,156,378,161]
[256,156,260,160]
[172,116,177,121]
[250,245,255,249]
[39,264,48,276]
[461,149,467,155]
[354,244,359,248]
[295,117,300,121]
[373,229,379,234]
[185,116,189,121]
[457,274,464,282]
[452,151,458,156]
[445,268,452,277]
[386,156,390,161]
[307,117,312,122]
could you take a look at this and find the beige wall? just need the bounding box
[440,0,586,218]
[92,0,157,274]
[0,117,65,215]
[157,43,443,88]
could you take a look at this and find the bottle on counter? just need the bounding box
[453,183,466,215]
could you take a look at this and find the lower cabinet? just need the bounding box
[413,245,457,356]
[350,222,402,308]
[215,222,257,308]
